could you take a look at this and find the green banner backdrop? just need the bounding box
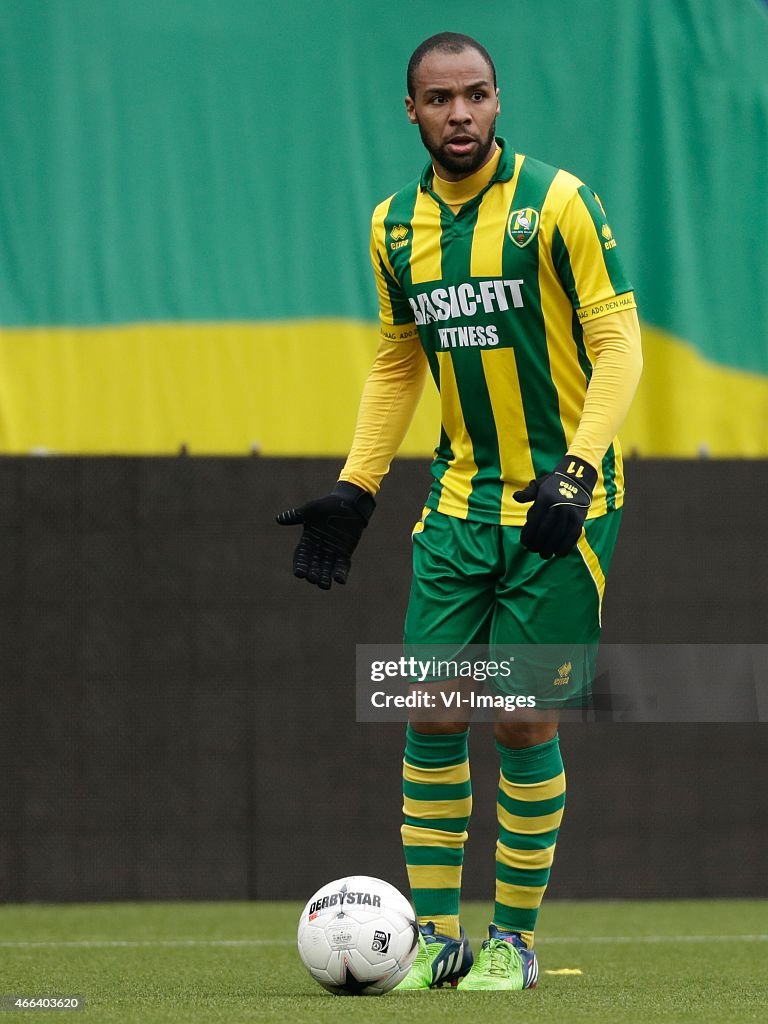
[1,1,766,453]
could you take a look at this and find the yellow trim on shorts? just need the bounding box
[411,506,432,538]
[577,531,606,626]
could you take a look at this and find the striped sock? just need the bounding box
[401,725,471,940]
[493,735,565,948]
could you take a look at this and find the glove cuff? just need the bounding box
[554,455,598,495]
[332,481,376,524]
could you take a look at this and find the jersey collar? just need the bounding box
[419,136,515,191]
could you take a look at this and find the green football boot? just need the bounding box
[456,925,539,991]
[394,922,474,990]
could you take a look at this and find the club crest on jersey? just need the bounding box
[507,208,540,248]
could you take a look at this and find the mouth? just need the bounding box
[445,135,478,156]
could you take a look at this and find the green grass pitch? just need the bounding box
[1,900,767,1022]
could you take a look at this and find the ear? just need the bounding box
[404,96,418,125]
[495,88,501,116]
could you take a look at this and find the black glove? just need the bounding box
[513,455,597,559]
[275,481,375,590]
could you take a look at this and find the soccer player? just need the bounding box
[277,32,642,991]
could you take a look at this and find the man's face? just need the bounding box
[405,48,500,181]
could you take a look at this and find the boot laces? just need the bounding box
[487,938,517,977]
[412,940,430,970]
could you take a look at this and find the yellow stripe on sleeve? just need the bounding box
[538,170,594,450]
[371,196,398,281]
[556,187,615,310]
[370,197,399,325]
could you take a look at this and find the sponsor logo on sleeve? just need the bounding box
[390,224,410,250]
[601,223,617,250]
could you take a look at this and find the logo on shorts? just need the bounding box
[507,208,540,248]
[371,930,391,953]
[554,662,572,686]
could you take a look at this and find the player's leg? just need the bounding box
[398,720,474,989]
[491,717,564,953]
[396,509,497,989]
[459,511,622,992]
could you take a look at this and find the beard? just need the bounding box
[418,118,497,177]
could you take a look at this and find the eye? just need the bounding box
[430,95,447,104]
[472,91,487,101]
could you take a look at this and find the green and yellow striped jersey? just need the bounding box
[371,138,636,525]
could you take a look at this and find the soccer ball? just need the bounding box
[297,875,419,995]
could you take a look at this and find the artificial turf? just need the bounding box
[1,900,766,1022]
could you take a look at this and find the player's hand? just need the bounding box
[513,455,597,559]
[275,481,375,589]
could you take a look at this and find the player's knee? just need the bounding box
[408,720,470,735]
[493,719,558,749]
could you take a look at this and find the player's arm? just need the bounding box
[567,306,643,466]
[338,329,427,495]
[514,185,642,558]
[276,211,426,589]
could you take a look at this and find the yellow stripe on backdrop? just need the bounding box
[0,321,765,455]
[620,326,768,456]
[0,320,441,455]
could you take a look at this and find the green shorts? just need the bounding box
[404,507,622,703]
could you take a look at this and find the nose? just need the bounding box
[448,98,473,125]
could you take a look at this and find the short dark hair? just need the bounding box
[407,32,497,100]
